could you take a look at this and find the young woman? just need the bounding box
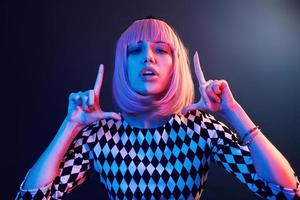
[16,17,300,199]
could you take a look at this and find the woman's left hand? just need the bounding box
[181,51,239,115]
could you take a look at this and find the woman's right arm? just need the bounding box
[16,64,121,199]
[22,117,85,189]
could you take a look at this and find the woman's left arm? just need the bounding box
[182,51,300,196]
[222,102,298,189]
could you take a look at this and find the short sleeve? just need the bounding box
[15,121,101,199]
[193,110,300,199]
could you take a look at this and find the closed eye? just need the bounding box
[127,47,142,55]
[156,48,168,53]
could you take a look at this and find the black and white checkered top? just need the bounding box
[16,110,299,199]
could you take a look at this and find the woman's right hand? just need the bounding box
[66,64,121,126]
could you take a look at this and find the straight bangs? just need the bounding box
[122,19,178,51]
[113,19,195,116]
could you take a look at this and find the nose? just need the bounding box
[143,45,155,64]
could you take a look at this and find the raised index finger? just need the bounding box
[94,64,104,95]
[193,51,206,86]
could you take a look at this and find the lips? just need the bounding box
[140,66,159,77]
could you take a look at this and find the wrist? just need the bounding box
[62,117,86,136]
[221,103,257,138]
[64,115,83,126]
[221,102,242,119]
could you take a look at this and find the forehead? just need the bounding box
[119,19,179,54]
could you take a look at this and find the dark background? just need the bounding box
[2,0,300,199]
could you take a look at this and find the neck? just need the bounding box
[121,111,172,129]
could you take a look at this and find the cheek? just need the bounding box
[127,56,142,73]
[127,67,137,84]
[163,56,174,76]
[164,53,173,66]
[127,65,141,89]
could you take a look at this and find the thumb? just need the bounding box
[181,104,198,115]
[100,111,122,120]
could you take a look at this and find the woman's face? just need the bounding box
[127,40,173,96]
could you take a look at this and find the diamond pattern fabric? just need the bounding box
[16,110,300,199]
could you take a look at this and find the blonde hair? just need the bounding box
[112,18,194,116]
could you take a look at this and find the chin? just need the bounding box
[133,84,166,96]
[137,89,166,97]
